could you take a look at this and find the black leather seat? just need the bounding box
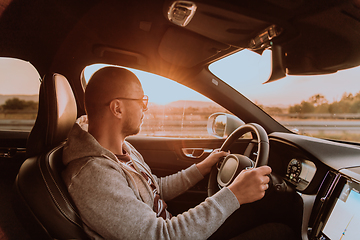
[13,73,89,239]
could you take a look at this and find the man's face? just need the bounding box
[121,82,147,137]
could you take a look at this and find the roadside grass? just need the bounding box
[313,132,360,143]
[0,113,36,120]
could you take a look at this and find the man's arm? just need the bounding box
[67,157,240,240]
[156,149,228,201]
[156,148,270,205]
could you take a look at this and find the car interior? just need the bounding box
[1,0,360,239]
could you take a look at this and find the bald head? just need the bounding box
[85,66,142,122]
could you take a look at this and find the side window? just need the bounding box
[0,58,40,131]
[84,65,229,138]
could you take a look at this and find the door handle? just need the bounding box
[182,148,213,159]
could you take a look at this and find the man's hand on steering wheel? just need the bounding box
[196,149,230,177]
[207,123,272,200]
[228,166,272,205]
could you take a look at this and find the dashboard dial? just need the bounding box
[286,159,302,183]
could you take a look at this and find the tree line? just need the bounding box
[2,92,360,115]
[0,98,38,111]
[288,92,360,114]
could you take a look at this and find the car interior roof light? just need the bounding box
[168,1,197,27]
[249,25,282,50]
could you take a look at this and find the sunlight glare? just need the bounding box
[84,64,209,105]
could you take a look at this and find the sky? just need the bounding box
[83,64,212,105]
[210,49,360,106]
[0,57,41,95]
[1,51,360,107]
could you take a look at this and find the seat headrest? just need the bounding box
[26,73,77,157]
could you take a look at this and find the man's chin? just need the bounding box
[126,127,141,137]
[135,126,141,135]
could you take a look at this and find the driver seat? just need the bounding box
[13,73,89,239]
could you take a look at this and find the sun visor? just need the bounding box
[158,27,230,67]
[165,1,271,48]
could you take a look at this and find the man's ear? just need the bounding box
[109,100,122,118]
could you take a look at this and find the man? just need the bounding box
[62,66,281,239]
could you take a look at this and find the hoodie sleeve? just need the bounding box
[155,164,204,201]
[66,157,240,240]
[124,141,204,201]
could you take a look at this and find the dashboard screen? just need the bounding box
[320,180,360,240]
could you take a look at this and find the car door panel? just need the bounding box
[0,130,28,181]
[0,130,31,240]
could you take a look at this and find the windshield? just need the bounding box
[210,49,360,143]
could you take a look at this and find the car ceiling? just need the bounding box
[1,0,360,85]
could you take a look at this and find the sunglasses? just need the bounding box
[110,95,149,111]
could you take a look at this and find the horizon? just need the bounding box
[2,93,358,110]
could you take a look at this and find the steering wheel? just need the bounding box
[208,123,270,196]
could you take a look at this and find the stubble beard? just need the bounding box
[123,115,143,137]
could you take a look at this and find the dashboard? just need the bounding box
[267,132,360,240]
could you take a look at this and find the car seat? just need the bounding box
[13,73,89,239]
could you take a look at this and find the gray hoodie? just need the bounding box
[62,123,240,240]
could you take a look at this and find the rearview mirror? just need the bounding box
[264,45,286,83]
[207,113,244,139]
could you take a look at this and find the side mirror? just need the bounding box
[207,113,244,139]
